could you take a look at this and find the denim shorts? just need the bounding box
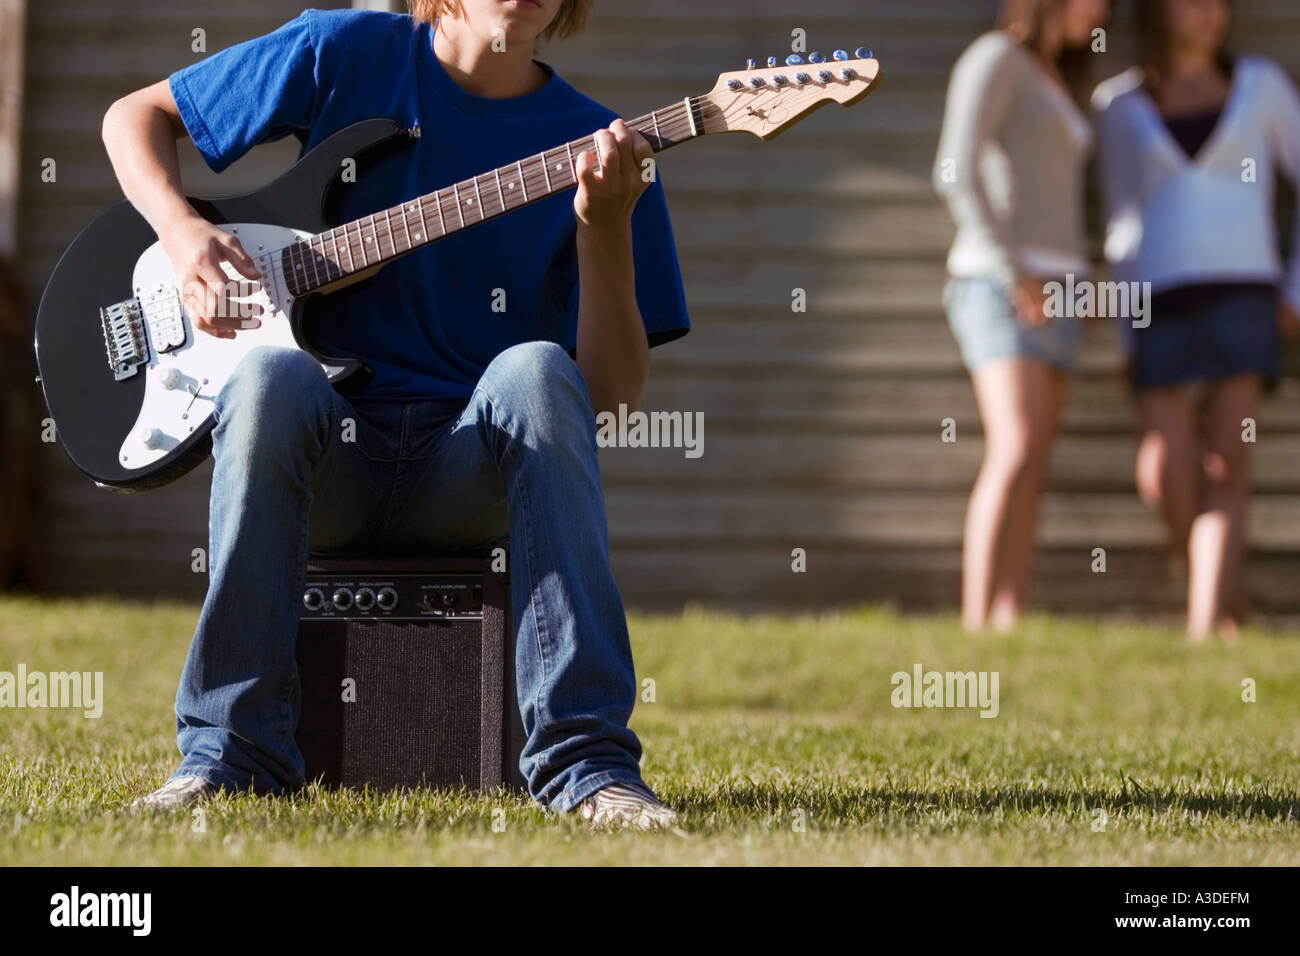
[943,276,1082,374]
[1131,283,1279,391]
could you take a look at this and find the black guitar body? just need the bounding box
[34,118,416,492]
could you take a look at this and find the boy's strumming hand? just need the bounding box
[573,119,654,234]
[162,213,265,340]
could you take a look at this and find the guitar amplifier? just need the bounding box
[294,553,526,793]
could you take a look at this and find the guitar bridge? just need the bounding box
[100,297,148,381]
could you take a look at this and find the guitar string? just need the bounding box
[231,78,854,301]
[294,100,702,288]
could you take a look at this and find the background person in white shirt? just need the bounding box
[1094,0,1300,641]
[934,0,1111,634]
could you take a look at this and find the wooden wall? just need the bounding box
[15,0,1300,616]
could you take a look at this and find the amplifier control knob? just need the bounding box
[332,587,354,610]
[354,587,375,611]
[302,587,324,611]
[376,587,398,611]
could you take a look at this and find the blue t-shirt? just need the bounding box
[168,8,690,400]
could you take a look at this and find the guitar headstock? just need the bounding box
[697,48,882,140]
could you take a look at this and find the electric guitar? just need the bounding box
[34,50,881,491]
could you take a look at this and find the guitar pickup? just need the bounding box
[140,284,187,354]
[100,298,148,381]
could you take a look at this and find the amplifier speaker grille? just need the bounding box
[294,554,525,793]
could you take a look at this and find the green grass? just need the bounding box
[2,594,1298,865]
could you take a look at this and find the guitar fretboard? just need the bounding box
[280,97,705,296]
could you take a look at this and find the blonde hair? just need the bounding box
[998,0,1097,106]
[408,1,591,42]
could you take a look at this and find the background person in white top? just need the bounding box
[1094,0,1300,641]
[934,0,1110,634]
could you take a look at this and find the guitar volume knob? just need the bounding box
[137,427,164,449]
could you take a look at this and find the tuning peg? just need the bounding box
[746,58,757,70]
[727,79,743,91]
[773,75,789,87]
[808,51,826,63]
[840,67,857,81]
[833,49,849,61]
[818,70,833,83]
[785,53,804,66]
[767,56,778,68]
[854,46,874,59]
[749,76,766,88]
[794,72,811,85]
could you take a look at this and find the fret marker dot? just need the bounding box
[414,234,421,240]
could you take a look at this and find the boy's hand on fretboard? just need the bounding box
[573,118,653,234]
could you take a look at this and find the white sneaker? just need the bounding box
[577,782,678,831]
[131,775,219,811]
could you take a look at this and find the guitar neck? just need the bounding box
[282,97,707,296]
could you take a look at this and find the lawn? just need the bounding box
[1,594,1298,865]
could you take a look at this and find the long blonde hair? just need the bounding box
[408,1,591,42]
[998,0,1098,105]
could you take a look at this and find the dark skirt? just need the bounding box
[1130,282,1280,391]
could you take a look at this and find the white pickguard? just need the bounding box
[119,222,346,471]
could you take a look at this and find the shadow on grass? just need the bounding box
[680,781,1300,823]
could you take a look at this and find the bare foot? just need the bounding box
[988,599,1019,633]
[1217,616,1242,645]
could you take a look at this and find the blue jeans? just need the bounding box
[944,277,1083,374]
[169,341,648,812]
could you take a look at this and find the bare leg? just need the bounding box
[989,365,1069,629]
[1188,374,1260,642]
[1135,387,1199,556]
[962,358,1057,633]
